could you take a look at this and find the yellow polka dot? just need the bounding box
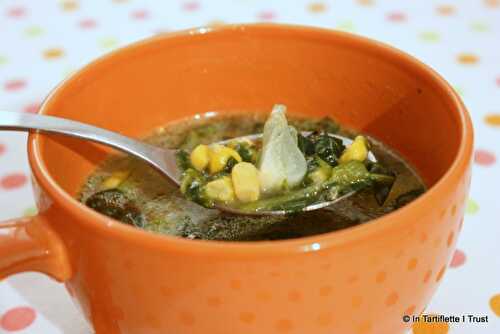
[485,114,500,127]
[43,48,64,59]
[357,0,374,5]
[489,294,500,316]
[276,319,293,332]
[385,291,399,306]
[308,2,327,13]
[239,312,256,324]
[451,204,457,216]
[457,53,479,64]
[484,0,500,8]
[376,271,386,283]
[207,20,225,27]
[408,258,418,271]
[436,5,455,15]
[317,312,333,326]
[412,314,449,334]
[60,0,79,11]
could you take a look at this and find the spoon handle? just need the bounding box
[0,111,180,183]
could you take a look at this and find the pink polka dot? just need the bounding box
[79,18,97,29]
[4,79,27,92]
[450,249,466,268]
[0,173,28,190]
[496,76,500,87]
[257,10,276,21]
[474,149,496,166]
[0,143,5,155]
[0,306,36,331]
[6,6,26,18]
[386,11,407,22]
[23,103,40,114]
[131,9,149,20]
[182,1,200,11]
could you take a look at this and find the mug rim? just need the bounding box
[27,23,473,256]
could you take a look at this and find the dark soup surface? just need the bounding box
[79,113,426,241]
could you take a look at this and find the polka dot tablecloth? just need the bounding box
[0,1,499,333]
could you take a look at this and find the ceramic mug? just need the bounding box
[0,24,473,334]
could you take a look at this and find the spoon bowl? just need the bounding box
[0,111,376,216]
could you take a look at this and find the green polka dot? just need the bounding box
[465,199,479,215]
[0,56,7,66]
[23,207,38,217]
[453,85,465,97]
[419,31,440,42]
[99,37,119,49]
[24,26,44,37]
[336,21,355,32]
[470,21,489,32]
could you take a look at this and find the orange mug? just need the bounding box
[0,24,473,334]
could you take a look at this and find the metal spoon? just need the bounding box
[0,111,376,216]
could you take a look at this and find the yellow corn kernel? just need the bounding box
[208,144,242,174]
[339,136,368,164]
[190,144,210,171]
[205,176,235,203]
[101,170,130,190]
[231,162,260,202]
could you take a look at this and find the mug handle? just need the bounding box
[0,214,71,281]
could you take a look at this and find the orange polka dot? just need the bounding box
[457,53,479,64]
[436,266,446,282]
[317,312,333,326]
[376,271,386,283]
[239,312,256,324]
[484,0,500,8]
[308,2,327,13]
[288,290,302,302]
[447,232,454,247]
[489,294,500,316]
[405,305,417,316]
[352,295,363,308]
[256,290,272,302]
[61,1,78,11]
[420,232,428,243]
[347,275,359,284]
[436,5,455,15]
[206,296,222,307]
[412,314,449,334]
[423,270,432,283]
[319,285,333,297]
[357,320,373,334]
[385,292,399,306]
[230,279,241,290]
[408,258,418,271]
[179,311,195,326]
[43,48,64,59]
[276,319,293,332]
[0,173,27,189]
[485,113,500,127]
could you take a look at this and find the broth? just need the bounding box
[79,113,425,241]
